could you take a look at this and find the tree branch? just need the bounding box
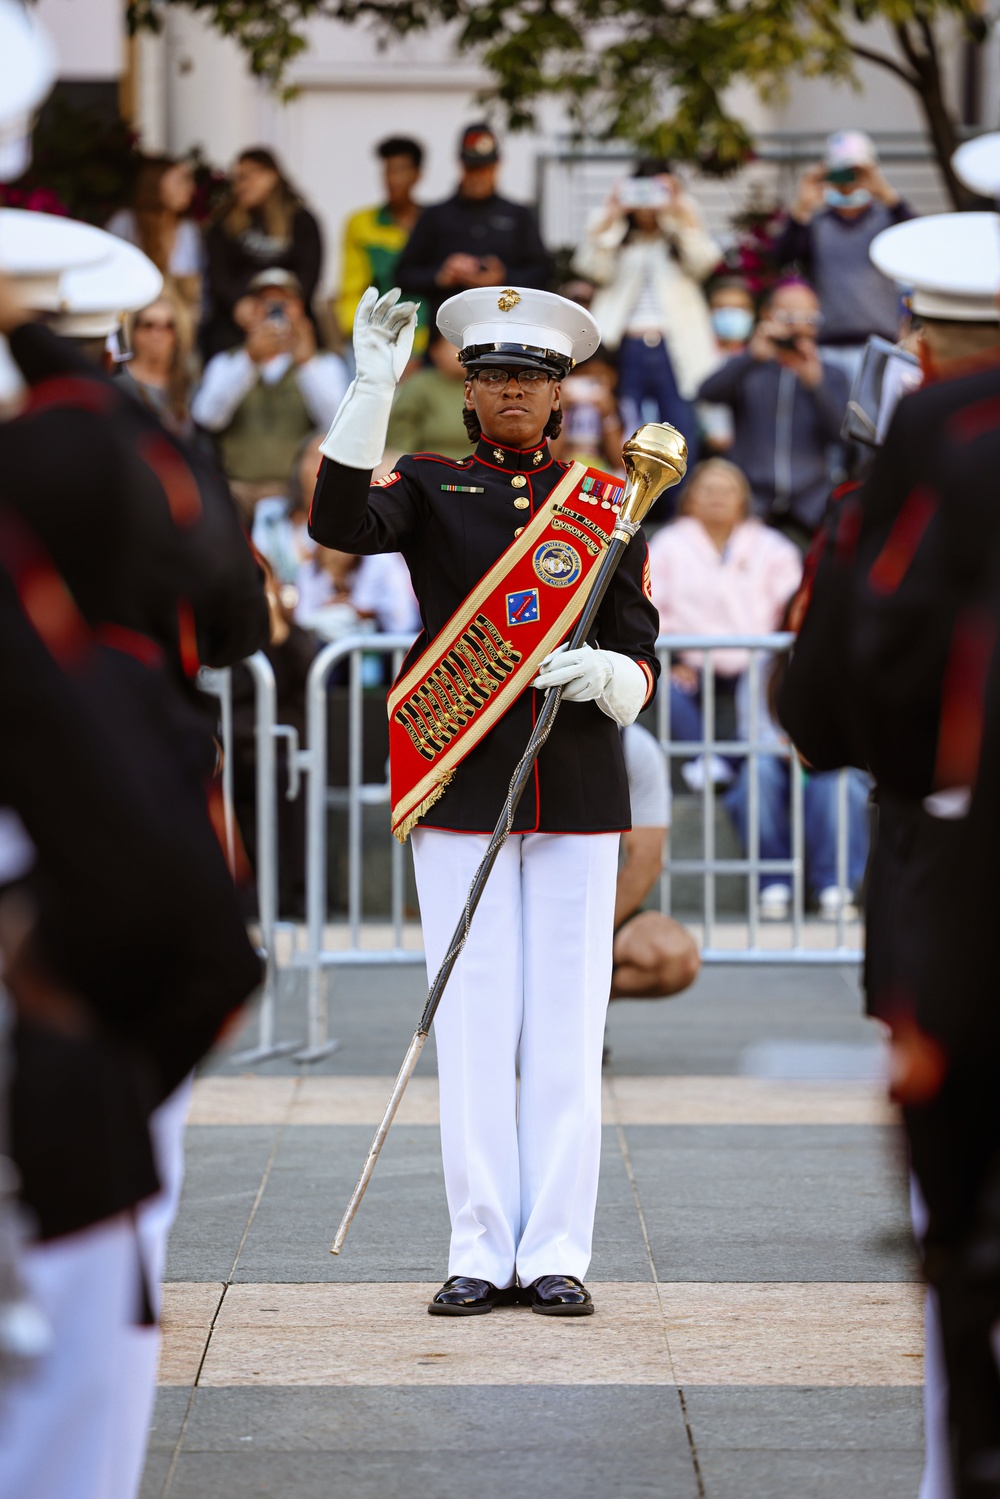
[893,19,928,76]
[846,39,919,87]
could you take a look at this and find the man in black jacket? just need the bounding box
[393,123,551,325]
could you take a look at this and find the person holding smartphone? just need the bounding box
[696,279,850,548]
[573,158,722,514]
[772,130,916,385]
[191,268,348,517]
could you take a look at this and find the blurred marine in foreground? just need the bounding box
[778,144,1000,1498]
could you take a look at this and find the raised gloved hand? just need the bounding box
[533,643,648,726]
[319,286,419,471]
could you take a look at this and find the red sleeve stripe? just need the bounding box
[867,486,938,596]
[638,659,656,707]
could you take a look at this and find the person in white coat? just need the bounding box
[573,160,721,495]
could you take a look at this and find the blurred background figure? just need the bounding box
[192,268,347,519]
[394,122,550,324]
[573,158,721,502]
[385,326,470,460]
[646,458,801,790]
[773,130,916,384]
[700,276,756,454]
[201,147,324,360]
[696,279,849,548]
[550,346,624,472]
[117,295,194,440]
[338,136,427,350]
[725,648,870,922]
[106,155,202,326]
[610,723,701,1002]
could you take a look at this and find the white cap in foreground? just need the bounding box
[869,212,1000,322]
[437,286,601,375]
[54,233,163,337]
[953,134,1000,201]
[0,208,110,309]
[0,0,57,181]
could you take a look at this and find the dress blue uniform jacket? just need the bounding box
[310,435,660,834]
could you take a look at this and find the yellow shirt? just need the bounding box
[337,204,428,350]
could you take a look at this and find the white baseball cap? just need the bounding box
[437,286,601,374]
[0,208,111,309]
[870,212,1000,322]
[0,0,57,182]
[953,134,1000,200]
[825,130,877,172]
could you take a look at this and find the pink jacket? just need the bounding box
[647,516,803,676]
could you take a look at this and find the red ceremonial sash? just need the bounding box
[388,460,626,841]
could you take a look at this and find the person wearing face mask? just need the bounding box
[773,131,916,385]
[700,277,756,452]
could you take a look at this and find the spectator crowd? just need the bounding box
[100,118,913,919]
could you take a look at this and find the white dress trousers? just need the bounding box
[411,827,619,1288]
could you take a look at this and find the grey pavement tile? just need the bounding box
[624,1125,917,1282]
[683,1386,924,1451]
[605,964,875,1077]
[164,1446,699,1499]
[229,1125,650,1284]
[178,1385,692,1452]
[137,1450,172,1499]
[697,1447,924,1499]
[166,1126,279,1282]
[146,1388,193,1451]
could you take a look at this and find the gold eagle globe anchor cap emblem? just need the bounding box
[497,288,521,312]
[618,422,688,531]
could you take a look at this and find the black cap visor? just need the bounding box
[460,342,572,379]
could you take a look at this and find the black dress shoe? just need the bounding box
[526,1274,595,1316]
[427,1277,517,1316]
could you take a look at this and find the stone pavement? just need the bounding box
[140,958,925,1499]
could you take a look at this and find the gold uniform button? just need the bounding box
[511,474,527,489]
[514,526,525,537]
[513,496,529,510]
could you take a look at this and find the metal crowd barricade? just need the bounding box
[204,631,864,1063]
[654,633,863,965]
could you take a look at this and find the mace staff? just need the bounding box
[330,421,687,1256]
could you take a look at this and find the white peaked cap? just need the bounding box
[953,134,1000,200]
[0,208,111,310]
[0,0,57,181]
[437,286,601,364]
[54,232,164,337]
[870,212,1000,321]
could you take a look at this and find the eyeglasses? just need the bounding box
[473,368,554,391]
[136,319,176,332]
[770,310,823,328]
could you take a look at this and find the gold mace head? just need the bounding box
[619,422,688,528]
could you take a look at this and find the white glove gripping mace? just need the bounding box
[330,422,688,1255]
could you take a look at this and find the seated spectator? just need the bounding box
[724,663,870,922]
[393,122,550,324]
[700,276,756,453]
[573,159,721,494]
[117,295,194,439]
[611,724,701,1000]
[646,458,801,788]
[696,279,850,547]
[338,136,428,349]
[191,270,347,518]
[385,327,470,461]
[551,347,624,473]
[202,148,324,359]
[772,131,916,383]
[107,155,202,324]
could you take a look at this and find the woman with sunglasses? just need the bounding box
[310,285,660,1320]
[118,296,194,439]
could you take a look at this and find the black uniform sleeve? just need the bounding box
[8,319,103,383]
[503,206,552,289]
[308,454,426,554]
[593,531,661,696]
[393,206,447,297]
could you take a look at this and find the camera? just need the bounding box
[264,303,290,328]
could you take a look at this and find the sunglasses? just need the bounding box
[473,368,554,391]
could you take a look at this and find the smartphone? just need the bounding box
[618,177,670,211]
[826,166,856,186]
[772,334,800,351]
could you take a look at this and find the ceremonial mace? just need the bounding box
[330,422,687,1255]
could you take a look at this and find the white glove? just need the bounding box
[319,286,419,470]
[533,643,648,726]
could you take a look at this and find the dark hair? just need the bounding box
[377,137,424,169]
[221,147,302,243]
[462,406,563,443]
[131,155,191,272]
[634,156,672,178]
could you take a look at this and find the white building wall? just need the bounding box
[36,0,121,79]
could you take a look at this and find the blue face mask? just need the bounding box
[825,186,872,211]
[711,306,755,343]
